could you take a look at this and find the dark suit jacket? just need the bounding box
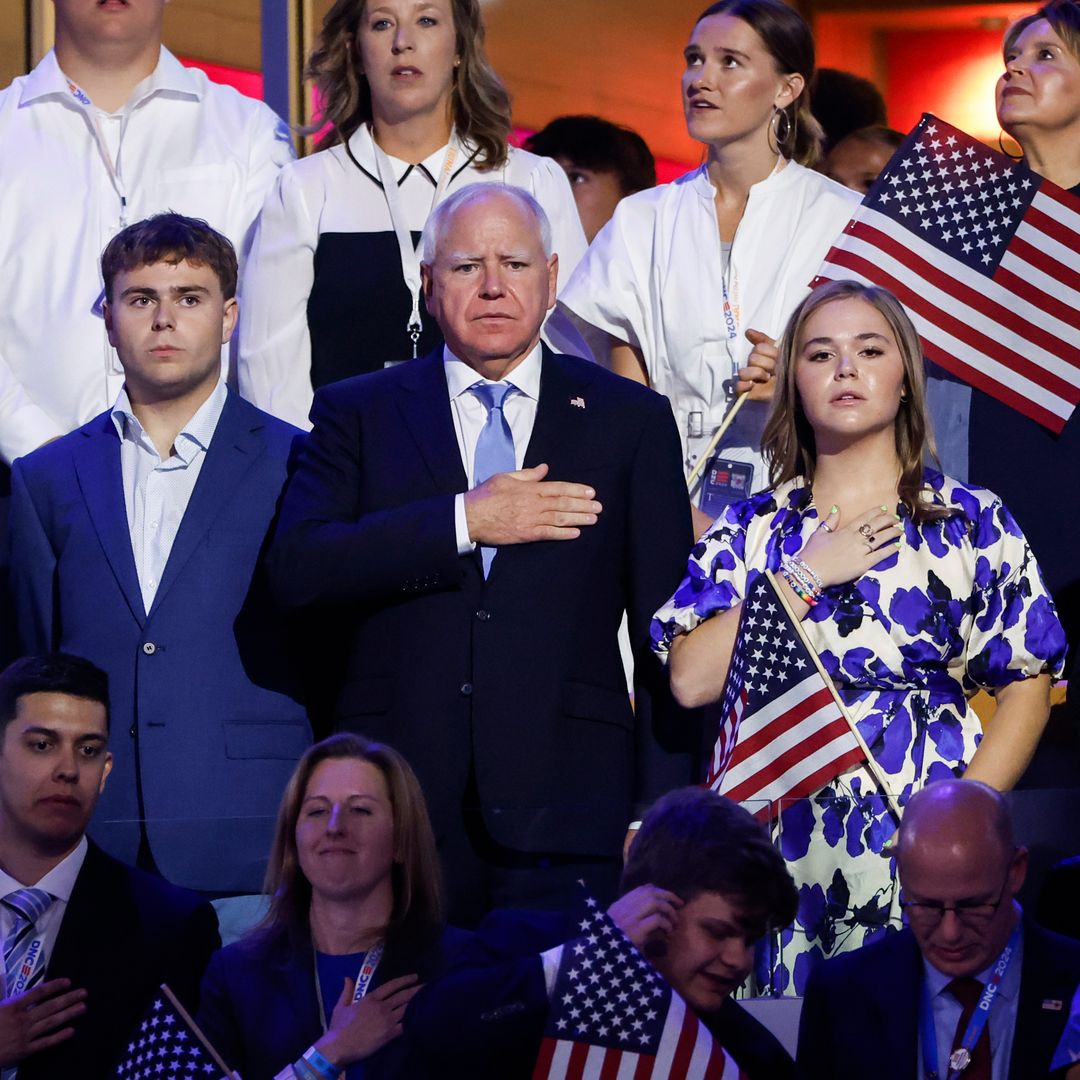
[196,923,472,1080]
[267,347,698,858]
[796,919,1080,1079]
[9,390,313,892]
[406,907,793,1079]
[19,841,219,1080]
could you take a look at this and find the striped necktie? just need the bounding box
[471,381,517,577]
[3,888,52,998]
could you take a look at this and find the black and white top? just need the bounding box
[237,124,588,428]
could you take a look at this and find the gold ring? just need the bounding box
[818,522,834,533]
[858,523,874,538]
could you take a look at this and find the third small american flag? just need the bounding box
[812,113,1080,433]
[708,572,864,810]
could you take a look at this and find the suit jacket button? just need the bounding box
[459,682,473,696]
[142,642,157,655]
[475,609,491,621]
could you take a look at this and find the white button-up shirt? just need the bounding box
[111,380,227,612]
[444,343,542,554]
[0,836,88,998]
[0,47,292,464]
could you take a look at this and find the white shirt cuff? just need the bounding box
[455,493,475,556]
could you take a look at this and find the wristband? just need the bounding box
[791,554,825,594]
[294,1046,337,1080]
[780,562,818,607]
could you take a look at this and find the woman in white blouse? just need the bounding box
[557,0,859,523]
[238,0,586,429]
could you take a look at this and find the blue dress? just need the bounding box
[651,471,1067,995]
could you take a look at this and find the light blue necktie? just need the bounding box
[3,887,52,996]
[471,381,516,577]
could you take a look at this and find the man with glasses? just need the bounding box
[796,779,1080,1079]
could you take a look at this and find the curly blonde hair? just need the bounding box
[306,0,511,166]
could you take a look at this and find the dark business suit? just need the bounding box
[196,924,471,1080]
[267,347,698,917]
[18,841,219,1080]
[406,907,793,1079]
[796,919,1080,1079]
[9,390,313,892]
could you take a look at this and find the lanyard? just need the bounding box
[7,935,47,997]
[919,923,1021,1080]
[66,79,130,226]
[372,129,462,358]
[313,939,386,1030]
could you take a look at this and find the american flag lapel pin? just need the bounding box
[1042,999,1064,1011]
[570,396,585,409]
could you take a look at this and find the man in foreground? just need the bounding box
[268,183,697,924]
[0,654,218,1078]
[797,779,1080,1079]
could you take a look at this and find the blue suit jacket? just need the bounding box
[796,920,1080,1080]
[267,347,699,860]
[9,390,312,892]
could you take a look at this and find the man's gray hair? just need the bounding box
[421,182,554,264]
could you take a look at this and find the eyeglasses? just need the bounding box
[899,872,1012,929]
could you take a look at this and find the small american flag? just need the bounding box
[708,572,864,810]
[812,114,1080,433]
[532,897,744,1080]
[111,984,234,1080]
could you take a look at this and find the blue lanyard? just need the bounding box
[919,923,1021,1080]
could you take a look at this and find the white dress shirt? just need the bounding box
[111,380,228,612]
[0,836,88,998]
[444,343,542,555]
[0,47,292,464]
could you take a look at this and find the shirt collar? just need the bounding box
[0,836,88,903]
[111,379,228,463]
[20,46,200,109]
[443,342,543,402]
[923,907,1025,1004]
[346,123,452,183]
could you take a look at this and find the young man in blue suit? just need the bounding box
[797,780,1080,1080]
[9,214,312,897]
[268,183,699,926]
[0,653,218,1079]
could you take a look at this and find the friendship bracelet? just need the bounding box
[780,563,818,607]
[789,553,825,594]
[780,554,822,603]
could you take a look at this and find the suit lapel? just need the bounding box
[522,348,594,472]
[397,350,468,493]
[148,393,265,617]
[72,417,146,627]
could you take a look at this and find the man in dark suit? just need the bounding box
[406,787,797,1079]
[268,182,697,925]
[9,214,311,896]
[0,654,218,1079]
[797,780,1080,1080]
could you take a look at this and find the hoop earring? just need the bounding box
[770,107,792,156]
[997,129,1023,161]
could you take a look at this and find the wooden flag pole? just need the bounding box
[160,984,240,1079]
[685,391,751,492]
[765,569,904,825]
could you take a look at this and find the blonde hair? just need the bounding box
[305,0,511,166]
[760,280,954,524]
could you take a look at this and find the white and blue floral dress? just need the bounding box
[651,471,1067,995]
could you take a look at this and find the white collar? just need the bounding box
[0,836,88,902]
[346,123,458,184]
[20,46,202,110]
[443,342,543,402]
[110,378,228,462]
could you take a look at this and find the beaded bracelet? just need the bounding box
[780,557,820,607]
[790,554,825,594]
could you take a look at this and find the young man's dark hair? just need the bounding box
[525,115,656,196]
[0,654,110,734]
[621,786,798,937]
[101,212,239,302]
